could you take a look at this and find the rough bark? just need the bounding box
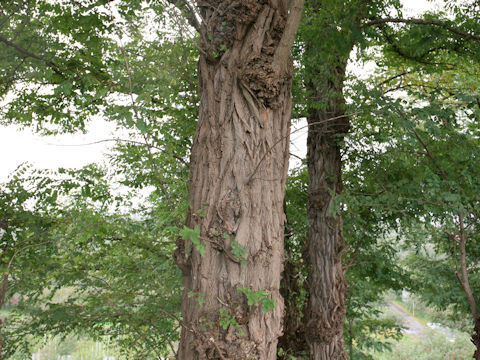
[174,1,303,359]
[304,58,349,360]
[474,318,480,360]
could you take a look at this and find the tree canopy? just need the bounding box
[0,0,479,359]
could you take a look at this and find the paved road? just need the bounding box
[390,302,425,337]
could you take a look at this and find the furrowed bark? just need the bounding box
[299,2,365,357]
[175,1,303,359]
[304,57,349,360]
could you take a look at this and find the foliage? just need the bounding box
[1,0,197,357]
[237,287,275,313]
[180,225,204,256]
[1,164,183,359]
[341,3,480,353]
[231,241,248,268]
[1,0,480,358]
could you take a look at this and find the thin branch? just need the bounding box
[0,214,75,260]
[0,240,50,308]
[457,214,479,321]
[376,70,408,88]
[378,25,457,67]
[0,35,64,76]
[167,0,201,32]
[45,138,163,151]
[0,2,26,30]
[248,112,358,184]
[364,18,480,42]
[210,337,227,360]
[289,152,304,161]
[412,128,449,180]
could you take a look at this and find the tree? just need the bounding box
[296,2,480,358]
[172,1,305,358]
[299,2,356,357]
[343,12,480,355]
[294,1,406,357]
[0,1,196,358]
[278,164,407,359]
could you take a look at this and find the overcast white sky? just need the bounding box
[0,0,443,182]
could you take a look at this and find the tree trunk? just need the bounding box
[298,1,366,357]
[174,1,303,359]
[474,318,480,360]
[304,58,349,360]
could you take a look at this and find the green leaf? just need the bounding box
[180,225,204,256]
[231,241,248,268]
[136,118,148,133]
[238,287,274,312]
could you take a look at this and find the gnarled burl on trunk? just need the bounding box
[174,1,304,359]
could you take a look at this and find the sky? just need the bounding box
[0,120,116,181]
[0,0,443,182]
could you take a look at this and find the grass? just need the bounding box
[369,328,474,360]
[11,334,123,360]
[367,296,475,360]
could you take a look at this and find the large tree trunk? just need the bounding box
[304,58,349,360]
[174,1,303,359]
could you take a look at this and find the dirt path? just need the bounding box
[390,302,425,337]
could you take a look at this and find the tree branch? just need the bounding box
[412,128,449,180]
[167,0,201,32]
[364,17,480,42]
[0,35,64,76]
[272,0,305,75]
[248,112,357,184]
[457,214,479,321]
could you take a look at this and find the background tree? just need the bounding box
[284,1,405,358]
[281,1,480,358]
[343,10,480,355]
[0,1,197,358]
